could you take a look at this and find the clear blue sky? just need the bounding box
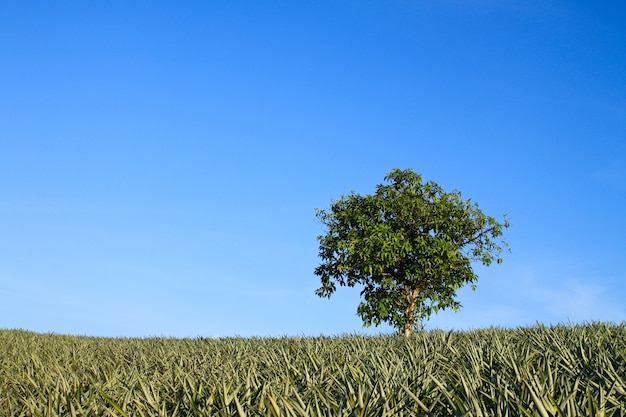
[1,1,624,337]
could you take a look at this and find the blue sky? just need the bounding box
[1,1,625,337]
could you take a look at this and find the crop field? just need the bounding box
[1,323,625,416]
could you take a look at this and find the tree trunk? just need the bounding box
[403,322,412,337]
[402,286,420,337]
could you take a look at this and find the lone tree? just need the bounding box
[314,168,510,336]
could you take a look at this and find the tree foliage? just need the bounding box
[314,168,510,336]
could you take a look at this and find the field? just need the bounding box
[1,323,625,416]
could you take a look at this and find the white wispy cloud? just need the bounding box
[429,261,625,330]
[489,263,624,325]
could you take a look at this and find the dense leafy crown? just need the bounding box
[314,168,509,334]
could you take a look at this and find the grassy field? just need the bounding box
[1,322,624,416]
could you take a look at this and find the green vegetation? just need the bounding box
[315,168,509,336]
[1,323,625,416]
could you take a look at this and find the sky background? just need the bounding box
[1,1,625,338]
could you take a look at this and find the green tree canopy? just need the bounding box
[314,169,510,336]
